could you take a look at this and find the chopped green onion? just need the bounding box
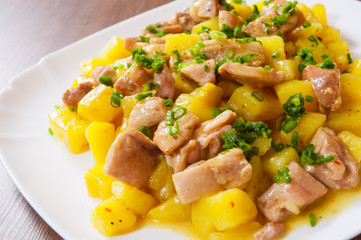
[99,74,113,87]
[110,90,124,108]
[272,52,281,58]
[142,82,159,92]
[139,36,150,43]
[48,128,53,135]
[155,51,167,56]
[271,139,285,152]
[300,144,335,167]
[273,167,291,183]
[135,92,153,101]
[220,0,233,10]
[227,50,235,59]
[169,122,179,136]
[263,65,271,71]
[251,92,264,102]
[276,116,287,131]
[140,126,151,139]
[210,31,227,41]
[54,105,60,110]
[303,22,311,28]
[309,213,316,227]
[204,64,209,72]
[347,53,353,64]
[164,99,174,107]
[305,95,313,103]
[69,107,76,112]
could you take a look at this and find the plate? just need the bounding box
[0,0,360,239]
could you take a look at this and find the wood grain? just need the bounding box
[0,0,360,239]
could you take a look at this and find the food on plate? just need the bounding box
[48,0,361,239]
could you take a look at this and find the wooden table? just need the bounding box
[0,0,360,239]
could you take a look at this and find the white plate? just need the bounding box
[0,0,361,239]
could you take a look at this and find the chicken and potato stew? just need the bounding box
[49,0,361,239]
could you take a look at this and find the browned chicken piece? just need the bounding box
[166,110,236,173]
[128,97,167,130]
[153,65,176,99]
[114,65,149,96]
[124,37,141,51]
[194,110,237,157]
[104,129,160,188]
[302,65,342,113]
[253,222,285,240]
[166,140,207,173]
[143,44,168,58]
[245,0,305,37]
[218,10,242,29]
[189,1,206,23]
[201,40,265,65]
[169,11,197,32]
[173,149,252,204]
[154,112,200,154]
[198,0,219,18]
[91,65,117,84]
[180,59,216,85]
[162,24,184,34]
[150,37,166,44]
[199,32,211,40]
[62,81,95,108]
[257,161,328,222]
[218,62,285,87]
[305,127,360,190]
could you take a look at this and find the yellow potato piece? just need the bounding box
[78,85,123,123]
[81,57,113,77]
[165,33,201,55]
[217,80,241,99]
[338,131,361,164]
[191,17,220,35]
[85,121,115,166]
[148,195,191,222]
[257,36,286,67]
[208,221,262,240]
[244,156,269,201]
[263,147,300,177]
[311,4,327,26]
[148,159,176,201]
[84,165,116,200]
[273,60,298,81]
[348,59,361,77]
[49,108,89,154]
[91,197,137,236]
[99,36,131,61]
[341,73,361,100]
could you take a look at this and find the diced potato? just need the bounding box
[228,85,282,122]
[85,122,115,166]
[111,181,157,215]
[91,197,137,236]
[217,80,242,99]
[173,72,198,94]
[341,73,361,100]
[148,159,176,201]
[191,189,257,235]
[84,165,116,200]
[327,100,361,137]
[208,221,262,240]
[49,108,89,154]
[337,131,361,164]
[251,136,272,157]
[263,147,300,177]
[273,60,298,81]
[226,0,253,20]
[274,80,318,112]
[348,59,361,77]
[319,26,341,45]
[256,36,286,67]
[148,195,191,222]
[176,83,224,122]
[311,4,327,26]
[192,17,220,35]
[244,156,269,201]
[117,94,139,134]
[99,36,131,60]
[298,112,327,147]
[165,33,202,55]
[296,3,318,23]
[288,22,324,41]
[285,41,297,58]
[81,57,113,77]
[328,40,350,72]
[78,85,123,123]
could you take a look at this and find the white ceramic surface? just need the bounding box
[0,0,360,239]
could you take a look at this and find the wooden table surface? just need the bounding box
[0,0,360,239]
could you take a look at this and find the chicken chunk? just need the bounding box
[302,65,342,113]
[169,11,197,32]
[173,149,252,204]
[219,10,242,29]
[218,63,285,87]
[306,127,360,190]
[114,65,149,96]
[253,222,285,240]
[143,44,168,58]
[62,81,95,108]
[180,59,216,85]
[154,112,200,154]
[198,0,219,18]
[91,65,117,84]
[257,161,328,222]
[201,40,265,65]
[128,97,167,130]
[104,129,160,188]
[153,65,175,99]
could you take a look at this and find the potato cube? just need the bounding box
[99,36,131,61]
[311,4,327,26]
[191,17,220,35]
[165,33,201,55]
[296,3,318,23]
[274,80,318,112]
[228,85,282,121]
[84,165,116,200]
[244,156,269,201]
[148,195,191,222]
[191,189,257,235]
[208,221,262,240]
[298,112,327,147]
[226,0,253,20]
[289,23,324,41]
[111,181,157,215]
[327,100,361,137]
[251,136,272,157]
[263,147,300,177]
[78,85,123,123]
[256,36,286,67]
[85,122,115,166]
[49,108,89,154]
[189,83,224,106]
[148,159,176,201]
[337,131,361,164]
[348,59,361,77]
[273,60,298,81]
[81,57,113,77]
[217,80,241,99]
[320,26,341,45]
[173,72,198,94]
[340,73,361,100]
[90,197,137,236]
